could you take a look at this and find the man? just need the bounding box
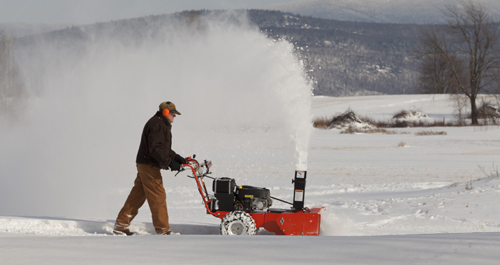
[113,101,185,236]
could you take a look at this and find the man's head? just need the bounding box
[159,101,181,123]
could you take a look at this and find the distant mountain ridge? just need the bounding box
[248,10,422,96]
[264,0,500,24]
[0,23,68,38]
[12,10,426,96]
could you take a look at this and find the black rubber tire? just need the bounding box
[220,211,257,235]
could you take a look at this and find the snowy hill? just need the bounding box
[264,0,500,24]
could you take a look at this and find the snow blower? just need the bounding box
[178,155,325,236]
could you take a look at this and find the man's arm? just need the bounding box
[148,123,172,169]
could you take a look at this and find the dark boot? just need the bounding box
[156,230,171,235]
[113,229,135,236]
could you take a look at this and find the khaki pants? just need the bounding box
[115,163,170,234]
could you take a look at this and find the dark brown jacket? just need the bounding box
[136,112,178,169]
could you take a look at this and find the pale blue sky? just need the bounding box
[0,0,296,24]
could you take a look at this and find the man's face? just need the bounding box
[167,112,176,123]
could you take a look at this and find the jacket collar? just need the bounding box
[155,111,171,127]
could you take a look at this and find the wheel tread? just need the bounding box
[220,211,257,235]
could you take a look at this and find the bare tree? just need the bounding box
[0,30,26,120]
[417,0,500,125]
[0,30,13,102]
[416,51,466,94]
[450,93,469,126]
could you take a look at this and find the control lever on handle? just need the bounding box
[175,167,185,177]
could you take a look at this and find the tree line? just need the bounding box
[415,0,500,125]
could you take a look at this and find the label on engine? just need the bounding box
[245,194,254,198]
[294,190,303,201]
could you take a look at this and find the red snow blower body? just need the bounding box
[180,156,325,236]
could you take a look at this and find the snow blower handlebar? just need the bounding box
[178,155,215,214]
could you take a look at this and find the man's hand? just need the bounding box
[169,160,181,171]
[174,154,186,165]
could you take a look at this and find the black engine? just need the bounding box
[212,177,272,212]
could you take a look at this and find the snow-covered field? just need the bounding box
[2,94,500,264]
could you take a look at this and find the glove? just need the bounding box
[174,154,185,165]
[169,160,181,171]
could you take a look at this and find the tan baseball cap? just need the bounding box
[159,101,181,115]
